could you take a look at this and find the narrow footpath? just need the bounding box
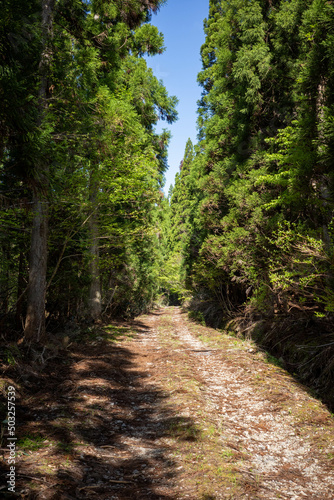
[10,307,334,499]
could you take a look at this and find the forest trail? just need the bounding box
[11,307,334,499]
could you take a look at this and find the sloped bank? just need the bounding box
[247,316,334,411]
[187,298,334,411]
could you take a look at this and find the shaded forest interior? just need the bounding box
[1,0,334,432]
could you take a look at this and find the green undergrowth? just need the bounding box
[188,310,206,326]
[0,344,22,366]
[17,433,86,454]
[17,434,48,451]
[78,324,135,344]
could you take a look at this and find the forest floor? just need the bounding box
[1,306,334,499]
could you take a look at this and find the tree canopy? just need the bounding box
[165,0,334,328]
[0,0,177,340]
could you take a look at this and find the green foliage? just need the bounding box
[175,0,334,327]
[158,139,198,304]
[133,24,165,56]
[17,434,46,451]
[0,0,177,332]
[188,310,206,326]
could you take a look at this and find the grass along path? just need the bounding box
[2,306,334,499]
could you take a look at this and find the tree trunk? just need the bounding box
[1,243,10,315]
[15,251,26,329]
[89,215,102,321]
[24,0,55,342]
[24,199,48,341]
[88,175,102,321]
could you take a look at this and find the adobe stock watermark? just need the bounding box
[6,385,16,493]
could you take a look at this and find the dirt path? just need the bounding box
[5,307,334,499]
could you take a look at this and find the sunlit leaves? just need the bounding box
[178,0,334,321]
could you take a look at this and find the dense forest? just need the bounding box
[164,0,334,402]
[1,0,334,402]
[0,0,177,342]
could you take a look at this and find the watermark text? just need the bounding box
[6,386,16,493]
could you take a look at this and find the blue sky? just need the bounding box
[145,0,209,194]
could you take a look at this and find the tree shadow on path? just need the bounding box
[7,317,200,499]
